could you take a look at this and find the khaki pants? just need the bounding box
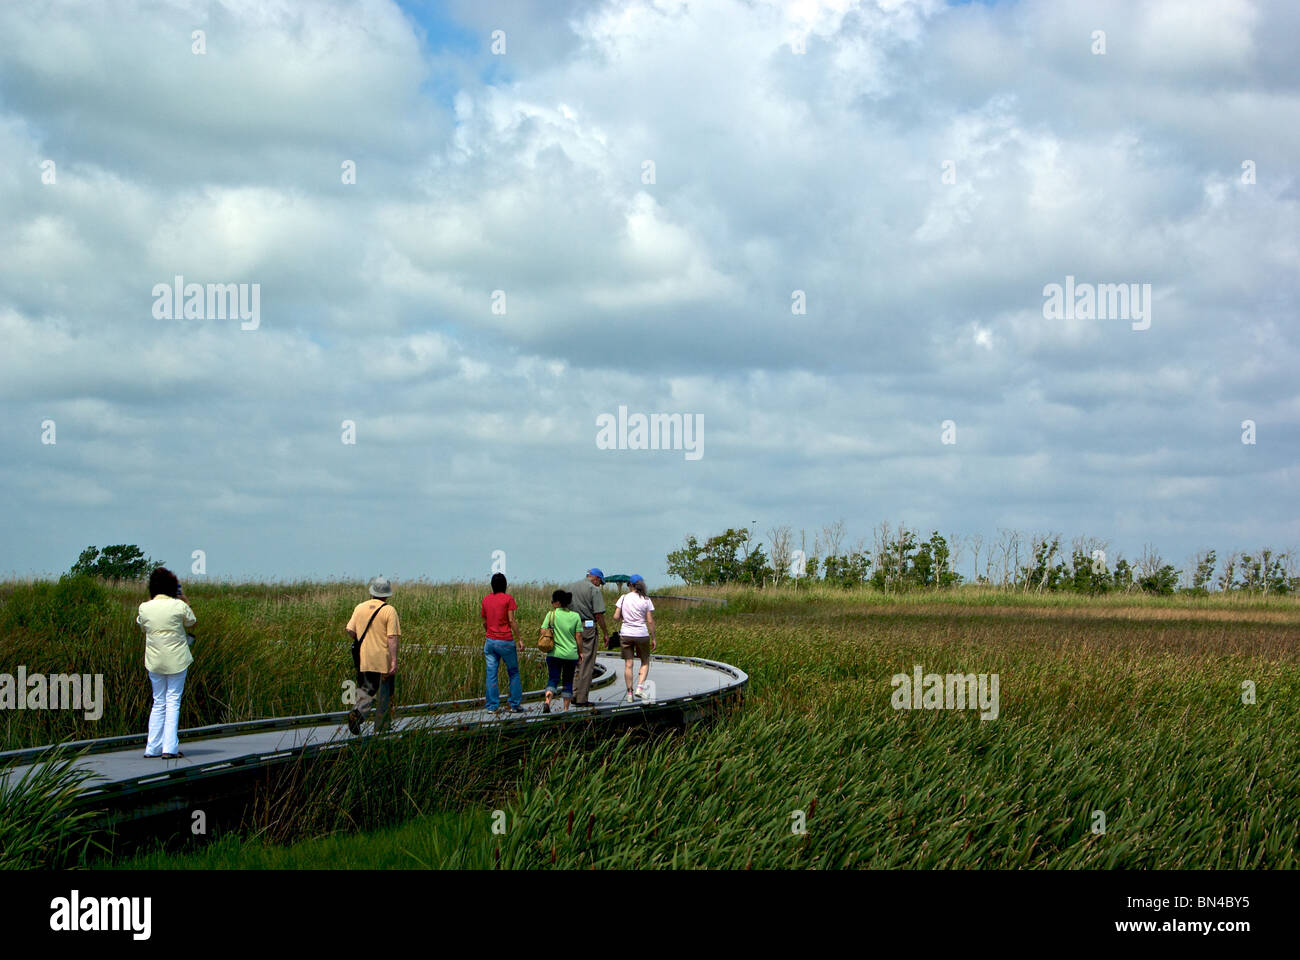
[572,631,598,702]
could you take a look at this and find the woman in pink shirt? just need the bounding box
[613,575,656,702]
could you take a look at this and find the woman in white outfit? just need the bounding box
[136,567,196,759]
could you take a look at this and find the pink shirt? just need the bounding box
[615,592,654,638]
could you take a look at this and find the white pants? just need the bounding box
[146,669,187,756]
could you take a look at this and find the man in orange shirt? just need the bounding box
[345,576,401,735]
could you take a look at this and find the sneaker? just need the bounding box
[506,704,527,714]
[635,683,647,700]
[624,691,635,703]
[347,710,362,735]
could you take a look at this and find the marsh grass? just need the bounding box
[2,579,1296,868]
[0,750,107,869]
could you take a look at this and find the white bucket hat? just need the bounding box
[368,576,393,598]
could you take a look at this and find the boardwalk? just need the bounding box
[0,653,747,808]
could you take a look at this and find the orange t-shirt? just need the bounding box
[347,599,400,673]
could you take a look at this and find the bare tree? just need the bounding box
[822,520,846,560]
[871,521,891,571]
[797,528,821,583]
[1217,551,1238,591]
[994,528,1021,588]
[1182,549,1210,591]
[1025,532,1062,592]
[888,521,913,592]
[768,525,793,584]
[1137,543,1164,581]
[968,533,984,583]
[946,532,965,584]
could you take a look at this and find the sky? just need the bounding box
[1,0,1297,586]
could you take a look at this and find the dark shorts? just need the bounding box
[620,637,651,661]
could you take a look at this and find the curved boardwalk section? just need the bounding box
[0,653,747,815]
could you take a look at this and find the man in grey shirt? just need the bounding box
[569,568,608,706]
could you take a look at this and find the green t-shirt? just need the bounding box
[544,608,582,660]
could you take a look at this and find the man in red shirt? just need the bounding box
[480,572,524,713]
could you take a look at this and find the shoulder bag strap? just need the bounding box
[359,600,387,642]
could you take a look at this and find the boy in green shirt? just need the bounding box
[543,589,583,712]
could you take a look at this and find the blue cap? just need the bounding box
[588,568,604,579]
[629,574,644,584]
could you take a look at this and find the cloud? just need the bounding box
[0,0,1296,583]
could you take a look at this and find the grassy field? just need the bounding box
[2,578,1298,868]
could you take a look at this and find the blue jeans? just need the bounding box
[484,638,521,709]
[546,656,577,698]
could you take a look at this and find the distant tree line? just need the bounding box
[666,523,1299,595]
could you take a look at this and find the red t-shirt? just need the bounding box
[481,593,517,641]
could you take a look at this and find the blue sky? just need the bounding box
[0,0,1296,587]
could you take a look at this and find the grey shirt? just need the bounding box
[568,579,606,638]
